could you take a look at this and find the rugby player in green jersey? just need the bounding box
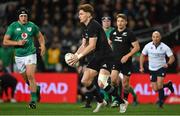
[3,8,45,109]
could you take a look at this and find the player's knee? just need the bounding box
[26,73,34,81]
[98,74,109,89]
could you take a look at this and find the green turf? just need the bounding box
[0,102,180,115]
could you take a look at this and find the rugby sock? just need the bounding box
[163,82,169,88]
[31,92,37,102]
[129,86,137,99]
[104,85,124,104]
[85,92,93,105]
[119,82,122,97]
[86,84,103,103]
[123,89,129,100]
[158,88,164,103]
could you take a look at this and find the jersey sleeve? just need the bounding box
[165,45,173,57]
[109,31,114,41]
[88,24,98,38]
[128,31,137,43]
[5,25,14,37]
[142,45,148,55]
[33,23,40,37]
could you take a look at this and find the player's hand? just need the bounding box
[68,54,79,66]
[121,55,129,63]
[17,40,26,46]
[139,67,144,73]
[163,64,168,68]
[39,45,46,56]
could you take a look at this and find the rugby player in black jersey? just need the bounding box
[68,4,126,113]
[109,13,140,110]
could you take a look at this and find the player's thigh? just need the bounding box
[81,67,98,86]
[15,56,26,73]
[99,68,110,75]
[24,54,37,77]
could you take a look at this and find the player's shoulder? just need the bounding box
[160,42,170,48]
[126,28,134,34]
[28,21,37,26]
[89,19,101,28]
[145,41,153,48]
[8,21,19,27]
[110,28,116,34]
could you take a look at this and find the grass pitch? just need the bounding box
[0,102,180,115]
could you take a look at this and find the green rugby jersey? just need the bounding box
[5,21,40,57]
[105,27,114,39]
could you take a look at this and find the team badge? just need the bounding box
[21,33,28,39]
[27,27,32,32]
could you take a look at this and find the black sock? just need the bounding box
[85,92,93,105]
[158,88,164,102]
[163,82,169,88]
[104,84,124,104]
[87,84,103,103]
[26,81,30,86]
[124,90,129,100]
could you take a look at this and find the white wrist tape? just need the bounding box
[77,53,83,59]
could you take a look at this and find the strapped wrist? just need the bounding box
[77,53,83,59]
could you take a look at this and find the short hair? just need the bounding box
[78,4,94,16]
[116,13,127,21]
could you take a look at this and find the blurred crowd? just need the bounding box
[0,0,179,73]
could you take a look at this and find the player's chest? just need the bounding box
[111,31,129,43]
[148,46,166,57]
[14,26,33,38]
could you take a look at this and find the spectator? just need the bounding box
[0,60,17,103]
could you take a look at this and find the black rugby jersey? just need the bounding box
[81,19,112,59]
[110,28,137,60]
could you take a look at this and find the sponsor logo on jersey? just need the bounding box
[16,28,21,31]
[21,33,28,39]
[114,36,122,42]
[85,33,88,39]
[27,27,32,32]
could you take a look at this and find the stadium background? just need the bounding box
[0,0,180,114]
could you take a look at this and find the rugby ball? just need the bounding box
[65,53,79,67]
[65,53,74,66]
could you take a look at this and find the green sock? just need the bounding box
[100,89,110,101]
[129,86,137,98]
[31,92,37,102]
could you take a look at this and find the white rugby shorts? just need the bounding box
[15,54,37,73]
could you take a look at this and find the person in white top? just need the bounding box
[139,31,175,108]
